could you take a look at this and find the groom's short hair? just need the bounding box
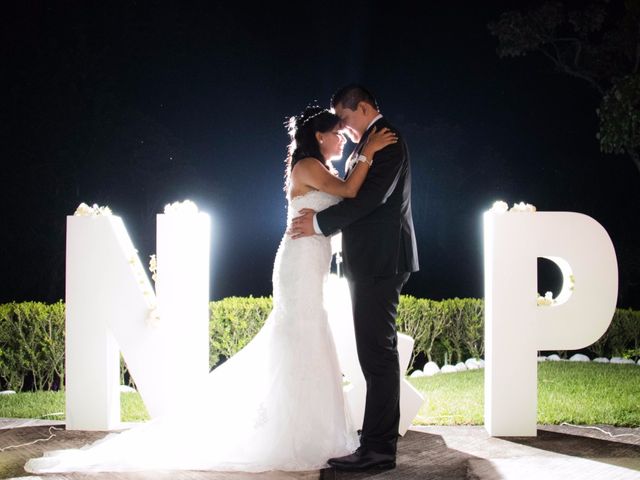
[331,84,379,111]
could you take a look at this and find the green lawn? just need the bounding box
[0,391,151,422]
[409,362,640,426]
[1,363,638,426]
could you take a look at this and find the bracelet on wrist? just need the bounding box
[356,154,372,167]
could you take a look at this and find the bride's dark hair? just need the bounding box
[284,105,341,192]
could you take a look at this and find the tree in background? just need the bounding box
[488,0,640,175]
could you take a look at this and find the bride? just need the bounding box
[25,106,397,473]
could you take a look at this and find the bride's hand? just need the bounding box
[364,126,397,154]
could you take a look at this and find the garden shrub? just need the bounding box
[437,298,484,365]
[588,308,640,359]
[209,296,272,369]
[0,298,637,391]
[0,301,65,391]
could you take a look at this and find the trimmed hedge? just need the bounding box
[209,296,273,369]
[0,302,65,391]
[0,298,638,391]
[396,297,484,367]
[588,308,640,358]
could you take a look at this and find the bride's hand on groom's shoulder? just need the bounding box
[365,127,397,155]
[288,208,316,239]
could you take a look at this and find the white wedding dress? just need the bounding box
[25,190,359,473]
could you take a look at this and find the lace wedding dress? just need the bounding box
[25,190,358,473]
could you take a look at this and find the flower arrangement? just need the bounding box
[164,199,198,215]
[74,202,112,216]
[149,254,157,282]
[491,200,509,213]
[510,201,536,212]
[537,291,556,306]
[490,200,537,213]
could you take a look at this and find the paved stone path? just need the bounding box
[1,419,639,479]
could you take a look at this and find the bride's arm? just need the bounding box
[293,127,397,198]
[292,157,368,199]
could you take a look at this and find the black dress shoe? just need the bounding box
[328,447,396,471]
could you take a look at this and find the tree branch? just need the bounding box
[537,44,605,94]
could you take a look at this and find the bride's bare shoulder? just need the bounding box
[290,157,324,181]
[292,157,322,169]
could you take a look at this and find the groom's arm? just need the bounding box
[315,139,406,236]
[312,215,323,234]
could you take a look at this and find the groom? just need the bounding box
[289,84,419,471]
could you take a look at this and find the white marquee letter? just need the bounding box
[65,211,210,430]
[326,273,424,435]
[484,211,618,436]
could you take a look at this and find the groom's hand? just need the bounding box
[288,208,317,239]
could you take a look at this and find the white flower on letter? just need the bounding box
[74,203,112,216]
[537,291,555,306]
[491,200,509,213]
[149,254,158,282]
[164,200,198,215]
[74,203,93,216]
[510,202,536,212]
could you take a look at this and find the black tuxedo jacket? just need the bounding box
[317,117,419,277]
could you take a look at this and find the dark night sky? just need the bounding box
[2,1,639,308]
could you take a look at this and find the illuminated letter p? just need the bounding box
[483,211,618,436]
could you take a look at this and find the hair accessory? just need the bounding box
[298,108,327,128]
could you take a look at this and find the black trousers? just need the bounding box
[346,271,411,455]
